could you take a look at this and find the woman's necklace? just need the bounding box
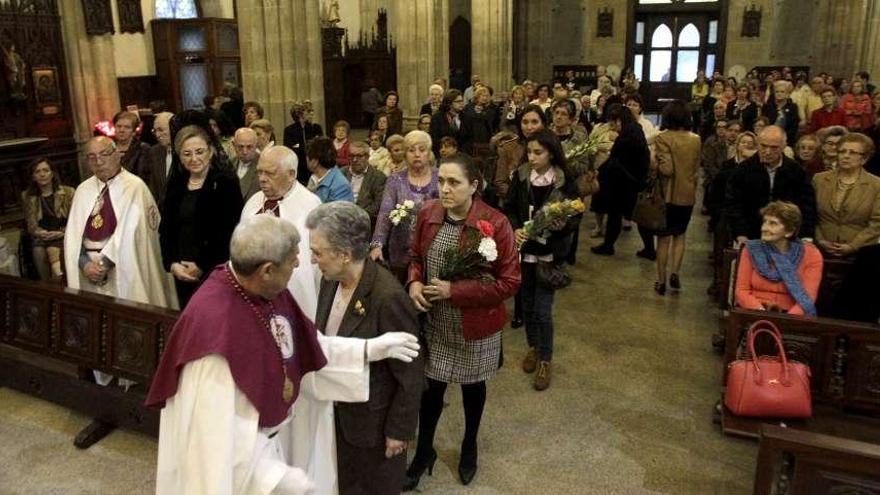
[225,267,295,402]
[188,175,206,190]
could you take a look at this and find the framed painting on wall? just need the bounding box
[32,67,61,115]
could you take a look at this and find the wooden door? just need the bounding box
[633,13,721,111]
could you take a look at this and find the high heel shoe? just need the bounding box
[654,281,666,296]
[402,449,437,492]
[458,443,478,486]
[669,273,681,290]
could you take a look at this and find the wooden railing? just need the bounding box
[0,274,178,447]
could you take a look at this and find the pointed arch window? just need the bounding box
[649,24,673,82]
[156,0,199,19]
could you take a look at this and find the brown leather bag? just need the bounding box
[724,320,812,418]
[576,170,600,197]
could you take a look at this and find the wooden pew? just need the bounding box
[719,309,880,440]
[0,274,178,448]
[753,424,880,494]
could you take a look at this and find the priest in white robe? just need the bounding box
[64,136,171,308]
[242,145,321,320]
[146,215,420,494]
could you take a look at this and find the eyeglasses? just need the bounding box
[838,148,865,156]
[180,148,210,160]
[350,153,368,159]
[86,146,116,162]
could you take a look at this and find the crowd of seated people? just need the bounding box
[16,62,880,493]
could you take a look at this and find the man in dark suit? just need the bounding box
[231,127,261,201]
[142,111,174,208]
[724,125,817,246]
[341,141,386,230]
[308,202,423,495]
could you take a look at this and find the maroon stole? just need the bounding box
[84,186,117,241]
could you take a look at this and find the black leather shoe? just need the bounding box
[654,281,666,296]
[591,245,615,256]
[458,444,478,486]
[669,273,681,290]
[635,249,656,261]
[403,449,437,492]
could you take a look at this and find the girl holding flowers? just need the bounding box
[504,128,581,391]
[404,153,520,490]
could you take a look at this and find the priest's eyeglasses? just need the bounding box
[86,146,116,163]
[181,148,210,160]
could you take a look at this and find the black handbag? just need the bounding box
[632,178,666,231]
[536,261,571,290]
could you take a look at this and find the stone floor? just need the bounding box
[0,211,757,494]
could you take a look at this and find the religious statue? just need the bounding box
[324,0,341,26]
[1,43,27,101]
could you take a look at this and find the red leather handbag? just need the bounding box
[724,320,812,418]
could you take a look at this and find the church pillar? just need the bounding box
[237,0,326,131]
[58,0,120,144]
[471,0,513,91]
[812,0,866,76]
[856,0,880,82]
[393,0,449,130]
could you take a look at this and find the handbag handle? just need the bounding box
[746,321,792,385]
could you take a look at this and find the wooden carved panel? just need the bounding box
[81,0,114,36]
[741,4,762,38]
[792,461,880,493]
[596,8,613,38]
[848,341,880,409]
[9,292,50,351]
[106,312,158,379]
[55,301,100,365]
[117,0,144,34]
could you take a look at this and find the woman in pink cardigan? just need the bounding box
[735,201,824,316]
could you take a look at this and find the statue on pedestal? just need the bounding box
[323,0,341,27]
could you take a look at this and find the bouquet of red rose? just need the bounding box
[439,219,498,282]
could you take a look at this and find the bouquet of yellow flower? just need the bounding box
[522,198,586,245]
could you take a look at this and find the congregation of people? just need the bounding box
[20,63,880,494]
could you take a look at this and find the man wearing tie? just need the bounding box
[241,145,321,319]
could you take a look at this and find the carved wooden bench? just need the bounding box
[753,424,880,494]
[717,309,880,440]
[0,274,178,448]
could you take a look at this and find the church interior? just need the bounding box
[2,0,880,493]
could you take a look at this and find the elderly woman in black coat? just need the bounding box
[591,103,651,255]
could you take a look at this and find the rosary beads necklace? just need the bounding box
[225,265,295,402]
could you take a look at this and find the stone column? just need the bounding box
[472,0,513,91]
[59,0,120,145]
[856,0,880,82]
[238,0,326,131]
[393,0,449,130]
[812,0,866,76]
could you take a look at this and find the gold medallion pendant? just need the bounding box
[90,214,104,229]
[283,377,295,402]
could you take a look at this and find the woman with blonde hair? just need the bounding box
[370,133,406,176]
[370,130,440,282]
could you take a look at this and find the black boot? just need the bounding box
[458,442,478,485]
[402,448,437,492]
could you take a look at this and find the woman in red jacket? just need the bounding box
[839,80,874,131]
[404,153,520,490]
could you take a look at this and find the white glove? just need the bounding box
[366,332,420,363]
[272,468,314,495]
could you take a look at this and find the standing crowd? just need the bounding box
[20,64,880,494]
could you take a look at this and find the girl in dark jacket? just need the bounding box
[591,104,651,255]
[504,128,580,391]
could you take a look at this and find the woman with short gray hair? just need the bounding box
[308,202,424,494]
